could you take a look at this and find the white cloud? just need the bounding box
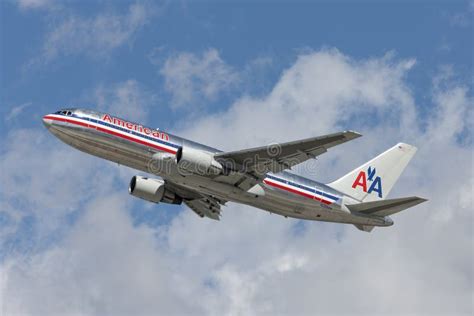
[450,13,470,27]
[159,49,240,108]
[1,49,472,315]
[176,49,418,158]
[171,50,472,314]
[92,79,156,123]
[1,195,198,315]
[448,0,474,28]
[0,128,120,256]
[5,102,32,122]
[15,0,54,10]
[31,3,153,65]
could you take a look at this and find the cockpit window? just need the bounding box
[55,109,74,116]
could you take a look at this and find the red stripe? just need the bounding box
[263,179,332,205]
[45,115,89,128]
[45,115,177,154]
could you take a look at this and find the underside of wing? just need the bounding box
[165,180,226,220]
[184,197,223,220]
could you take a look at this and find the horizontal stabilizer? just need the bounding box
[346,196,427,217]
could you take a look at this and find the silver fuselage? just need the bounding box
[43,108,391,227]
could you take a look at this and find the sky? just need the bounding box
[0,0,473,315]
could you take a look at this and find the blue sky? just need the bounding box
[1,1,473,315]
[1,1,472,130]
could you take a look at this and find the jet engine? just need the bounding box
[176,146,223,175]
[129,175,182,204]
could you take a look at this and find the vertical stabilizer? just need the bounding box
[327,143,417,202]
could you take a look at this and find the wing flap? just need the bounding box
[184,197,223,220]
[164,180,225,220]
[354,224,375,232]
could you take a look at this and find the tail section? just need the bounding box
[328,143,417,202]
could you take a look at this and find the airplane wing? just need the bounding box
[164,180,226,220]
[214,131,361,190]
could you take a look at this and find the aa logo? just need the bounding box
[351,166,383,198]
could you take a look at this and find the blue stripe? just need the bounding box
[266,174,339,201]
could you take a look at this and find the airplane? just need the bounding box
[42,108,427,232]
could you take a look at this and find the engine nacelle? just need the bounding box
[129,176,182,204]
[176,146,223,175]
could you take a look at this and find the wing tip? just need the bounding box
[344,130,363,140]
[406,196,428,203]
[416,197,428,204]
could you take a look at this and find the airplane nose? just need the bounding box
[42,115,53,128]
